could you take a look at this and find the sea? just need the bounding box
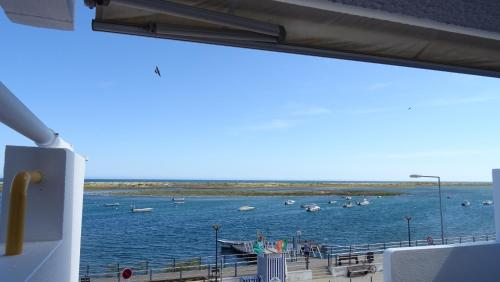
[79,182,495,273]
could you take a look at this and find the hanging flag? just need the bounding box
[275,240,283,252]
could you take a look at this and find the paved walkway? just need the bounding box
[84,254,384,282]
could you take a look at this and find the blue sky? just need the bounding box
[1,4,500,181]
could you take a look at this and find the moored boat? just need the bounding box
[130,205,153,213]
[358,198,370,206]
[239,206,255,211]
[104,203,120,207]
[285,200,295,205]
[482,200,493,205]
[328,200,337,204]
[306,205,321,212]
[301,203,316,209]
[462,200,471,207]
[343,202,354,208]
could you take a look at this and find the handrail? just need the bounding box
[5,171,43,256]
[0,82,72,150]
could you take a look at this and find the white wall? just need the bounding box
[384,169,500,282]
[0,146,85,282]
[384,242,500,282]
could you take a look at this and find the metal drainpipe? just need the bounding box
[4,171,43,256]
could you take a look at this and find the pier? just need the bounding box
[80,234,493,282]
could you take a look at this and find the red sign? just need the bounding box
[122,268,133,279]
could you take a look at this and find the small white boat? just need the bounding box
[172,197,185,201]
[377,196,382,198]
[345,196,352,200]
[285,200,295,205]
[306,205,321,212]
[482,200,494,206]
[238,206,255,211]
[104,203,120,207]
[301,203,316,209]
[218,239,248,249]
[328,200,337,204]
[358,198,370,206]
[130,205,153,213]
[343,202,354,208]
[461,200,471,207]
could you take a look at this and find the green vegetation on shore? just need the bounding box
[82,180,491,191]
[110,188,402,197]
[0,180,491,196]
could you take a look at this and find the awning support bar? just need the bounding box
[88,0,285,39]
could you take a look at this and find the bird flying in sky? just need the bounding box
[408,106,412,110]
[154,66,161,77]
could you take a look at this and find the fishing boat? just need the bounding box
[306,205,321,212]
[104,203,119,207]
[482,200,494,206]
[461,200,471,207]
[285,200,295,205]
[328,200,337,204]
[130,205,153,213]
[358,198,370,206]
[343,202,354,208]
[239,206,255,211]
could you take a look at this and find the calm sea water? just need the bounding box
[79,185,494,272]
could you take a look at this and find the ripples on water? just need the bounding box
[80,186,494,271]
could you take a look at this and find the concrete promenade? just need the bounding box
[84,254,383,282]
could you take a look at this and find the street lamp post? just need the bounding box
[212,224,221,282]
[410,174,444,244]
[404,216,412,247]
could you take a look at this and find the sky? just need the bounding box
[1,4,500,181]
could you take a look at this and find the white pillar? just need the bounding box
[0,146,85,282]
[492,169,500,242]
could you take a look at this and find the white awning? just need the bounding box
[86,0,500,78]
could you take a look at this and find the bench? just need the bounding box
[347,265,373,277]
[336,254,359,266]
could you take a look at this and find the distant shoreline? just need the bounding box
[83,180,491,190]
[0,181,491,196]
[108,189,403,197]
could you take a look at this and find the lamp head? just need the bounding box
[410,174,421,178]
[212,224,220,231]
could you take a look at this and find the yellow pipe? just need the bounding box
[4,170,42,256]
